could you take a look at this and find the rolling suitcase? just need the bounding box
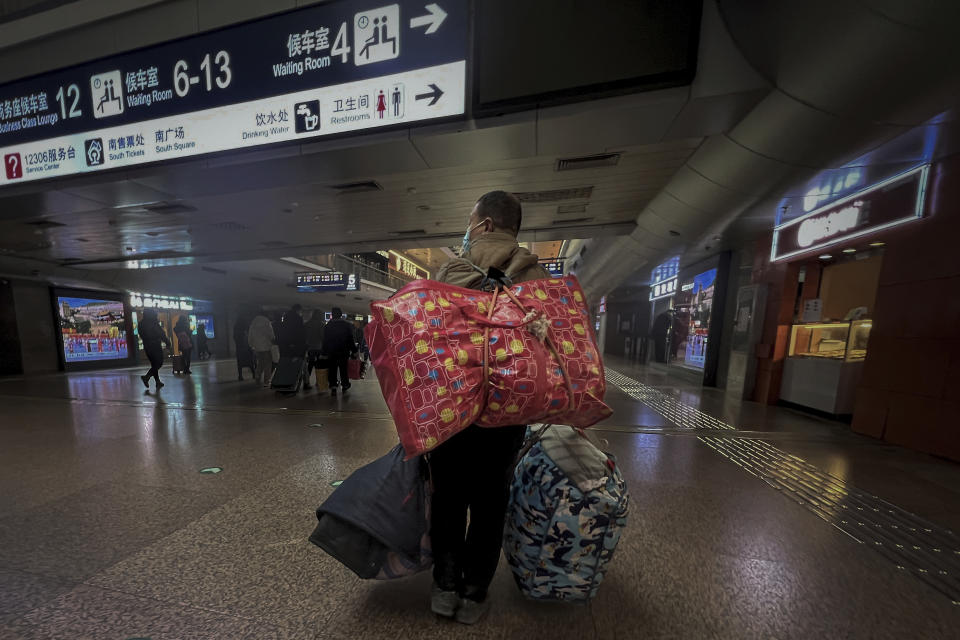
[504,425,628,601]
[271,356,304,393]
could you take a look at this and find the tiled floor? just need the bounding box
[0,356,958,638]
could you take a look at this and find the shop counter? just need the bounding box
[779,321,871,415]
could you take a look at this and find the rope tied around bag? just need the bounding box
[477,284,576,420]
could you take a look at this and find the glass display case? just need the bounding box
[787,320,872,362]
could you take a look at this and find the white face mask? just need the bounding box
[460,219,490,257]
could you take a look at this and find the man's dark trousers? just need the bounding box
[327,354,350,389]
[429,423,526,601]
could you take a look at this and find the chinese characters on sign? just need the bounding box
[0,0,468,186]
[124,67,160,93]
[772,165,929,261]
[0,92,49,121]
[388,251,429,280]
[296,271,350,292]
[287,27,332,57]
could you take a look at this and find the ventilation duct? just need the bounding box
[25,220,65,228]
[556,153,620,171]
[513,186,593,203]
[143,202,196,214]
[328,180,383,194]
[575,0,960,298]
[209,221,251,232]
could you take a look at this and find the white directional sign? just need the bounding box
[0,0,467,186]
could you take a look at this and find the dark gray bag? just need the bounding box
[309,445,432,579]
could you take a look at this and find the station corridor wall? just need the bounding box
[852,154,960,461]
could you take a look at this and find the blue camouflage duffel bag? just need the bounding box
[503,425,628,601]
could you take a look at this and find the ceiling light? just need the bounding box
[842,248,856,254]
[819,254,832,260]
[869,242,885,247]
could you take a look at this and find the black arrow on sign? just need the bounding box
[415,84,444,106]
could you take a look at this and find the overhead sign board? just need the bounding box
[772,164,929,262]
[539,258,565,278]
[388,250,429,279]
[0,0,467,186]
[346,273,360,291]
[649,276,677,301]
[297,271,349,292]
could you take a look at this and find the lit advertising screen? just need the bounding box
[673,268,717,370]
[55,292,129,365]
[194,313,215,338]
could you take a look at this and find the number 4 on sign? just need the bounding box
[333,22,351,62]
[410,4,447,34]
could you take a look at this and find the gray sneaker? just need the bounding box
[430,586,460,618]
[455,598,490,625]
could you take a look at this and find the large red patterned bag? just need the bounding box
[365,275,611,458]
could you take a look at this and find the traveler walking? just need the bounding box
[247,311,276,387]
[322,307,357,395]
[277,303,309,389]
[353,318,369,363]
[304,309,326,383]
[233,315,255,381]
[196,323,211,360]
[277,304,307,357]
[139,308,171,390]
[429,190,550,624]
[173,316,194,374]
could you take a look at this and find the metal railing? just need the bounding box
[330,254,411,291]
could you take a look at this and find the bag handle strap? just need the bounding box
[476,285,576,428]
[513,423,554,468]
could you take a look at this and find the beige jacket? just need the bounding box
[436,231,549,289]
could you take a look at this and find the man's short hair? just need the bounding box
[476,190,522,234]
[332,307,343,318]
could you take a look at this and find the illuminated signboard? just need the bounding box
[129,292,193,310]
[1,0,467,186]
[649,276,677,301]
[539,258,565,277]
[297,271,348,292]
[649,256,680,301]
[772,164,929,262]
[388,250,429,279]
[346,273,360,291]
